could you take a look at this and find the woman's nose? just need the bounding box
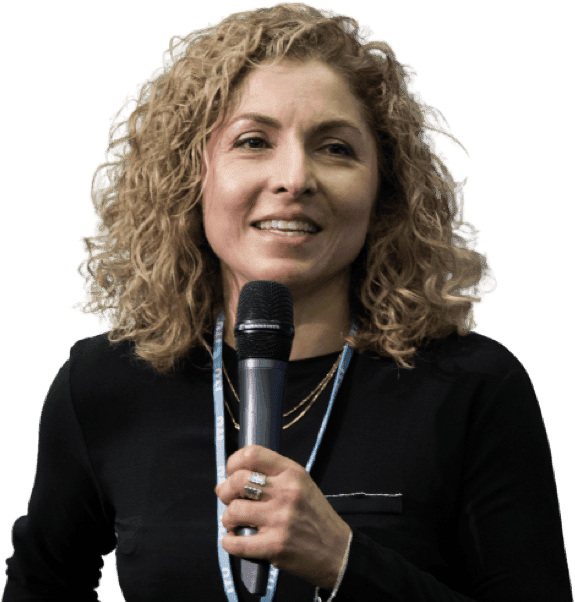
[272,140,317,197]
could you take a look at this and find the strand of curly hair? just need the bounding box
[75,3,496,375]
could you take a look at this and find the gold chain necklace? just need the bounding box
[222,349,344,429]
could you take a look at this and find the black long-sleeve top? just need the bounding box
[2,329,573,601]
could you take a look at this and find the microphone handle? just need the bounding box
[237,358,287,596]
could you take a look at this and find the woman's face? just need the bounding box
[201,58,379,303]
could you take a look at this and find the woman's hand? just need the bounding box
[214,444,352,590]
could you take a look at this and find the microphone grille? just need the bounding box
[235,281,294,361]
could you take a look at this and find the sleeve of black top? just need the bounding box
[322,366,573,601]
[2,358,117,601]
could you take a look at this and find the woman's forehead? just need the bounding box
[214,60,367,135]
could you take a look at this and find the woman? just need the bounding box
[2,3,572,601]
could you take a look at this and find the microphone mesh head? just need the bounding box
[234,281,294,361]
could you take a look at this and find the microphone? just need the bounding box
[233,281,294,595]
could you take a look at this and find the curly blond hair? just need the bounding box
[76,2,495,375]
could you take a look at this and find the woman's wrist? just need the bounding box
[314,528,353,601]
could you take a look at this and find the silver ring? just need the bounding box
[244,472,266,500]
[249,472,266,486]
[244,485,263,500]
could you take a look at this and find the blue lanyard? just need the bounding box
[213,310,357,601]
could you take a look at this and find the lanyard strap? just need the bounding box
[213,310,357,601]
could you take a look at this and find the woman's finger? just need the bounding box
[216,469,272,505]
[221,524,280,563]
[225,444,290,477]
[222,498,270,532]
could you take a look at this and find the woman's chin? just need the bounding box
[222,263,312,288]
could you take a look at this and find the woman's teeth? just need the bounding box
[255,219,318,233]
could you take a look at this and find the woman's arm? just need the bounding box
[2,359,116,601]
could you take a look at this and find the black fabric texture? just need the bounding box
[2,329,573,601]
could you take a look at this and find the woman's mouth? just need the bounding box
[252,219,321,237]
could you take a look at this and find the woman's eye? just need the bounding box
[235,137,267,150]
[325,143,354,157]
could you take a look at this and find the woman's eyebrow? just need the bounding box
[230,112,364,138]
